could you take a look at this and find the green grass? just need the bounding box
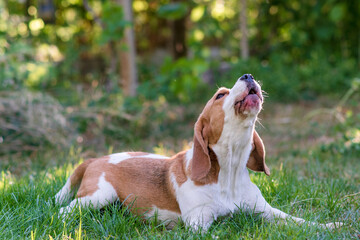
[1,100,359,239]
[1,144,359,240]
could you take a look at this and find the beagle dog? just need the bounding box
[56,74,339,230]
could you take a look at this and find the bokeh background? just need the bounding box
[0,0,359,175]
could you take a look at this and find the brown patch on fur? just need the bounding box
[190,88,228,183]
[169,151,188,187]
[105,157,181,215]
[246,130,270,175]
[193,148,220,186]
[73,155,182,215]
[205,88,228,145]
[127,152,148,157]
[70,156,109,197]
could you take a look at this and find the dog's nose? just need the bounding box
[239,74,254,82]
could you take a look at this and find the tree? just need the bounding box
[157,1,188,59]
[118,0,138,96]
[239,0,249,60]
[172,0,187,59]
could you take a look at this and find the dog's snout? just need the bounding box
[238,73,258,92]
[239,74,254,82]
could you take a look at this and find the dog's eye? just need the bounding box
[216,93,226,100]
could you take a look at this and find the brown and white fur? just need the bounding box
[55,74,340,230]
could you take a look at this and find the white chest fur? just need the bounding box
[172,135,255,229]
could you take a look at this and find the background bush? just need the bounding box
[0,0,359,158]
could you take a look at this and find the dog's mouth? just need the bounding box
[248,88,257,96]
[234,86,262,114]
[234,86,262,104]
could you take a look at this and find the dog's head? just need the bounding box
[191,74,269,182]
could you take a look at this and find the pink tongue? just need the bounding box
[243,94,260,108]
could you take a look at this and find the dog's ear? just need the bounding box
[190,118,211,182]
[246,130,270,175]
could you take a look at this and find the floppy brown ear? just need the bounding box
[190,118,211,182]
[246,130,270,175]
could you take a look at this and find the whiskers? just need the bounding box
[261,90,269,99]
[256,117,265,130]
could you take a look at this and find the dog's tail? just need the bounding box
[55,158,97,205]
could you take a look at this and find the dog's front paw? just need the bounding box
[59,207,66,216]
[323,222,343,229]
[58,206,71,221]
[184,215,213,233]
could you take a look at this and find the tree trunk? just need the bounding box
[118,0,138,96]
[240,0,249,60]
[172,0,187,59]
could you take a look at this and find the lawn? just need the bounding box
[1,102,359,239]
[2,0,359,238]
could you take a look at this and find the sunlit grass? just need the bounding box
[0,143,359,239]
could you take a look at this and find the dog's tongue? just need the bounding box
[244,94,259,103]
[241,94,260,111]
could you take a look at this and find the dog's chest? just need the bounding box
[174,169,250,220]
[178,143,253,218]
[215,168,251,214]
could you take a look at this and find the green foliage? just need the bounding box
[0,41,33,90]
[137,56,210,103]
[161,57,209,102]
[214,52,358,101]
[1,0,359,102]
[0,0,129,92]
[157,2,188,20]
[97,2,129,45]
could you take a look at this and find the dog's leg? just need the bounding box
[182,205,217,232]
[241,181,341,229]
[59,173,118,218]
[55,177,73,205]
[56,158,99,205]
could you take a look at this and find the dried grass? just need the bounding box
[0,90,75,155]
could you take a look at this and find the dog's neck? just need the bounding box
[212,118,256,198]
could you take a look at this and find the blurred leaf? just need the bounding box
[315,25,333,40]
[157,3,188,20]
[98,2,130,45]
[351,78,360,90]
[191,5,205,22]
[330,4,345,23]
